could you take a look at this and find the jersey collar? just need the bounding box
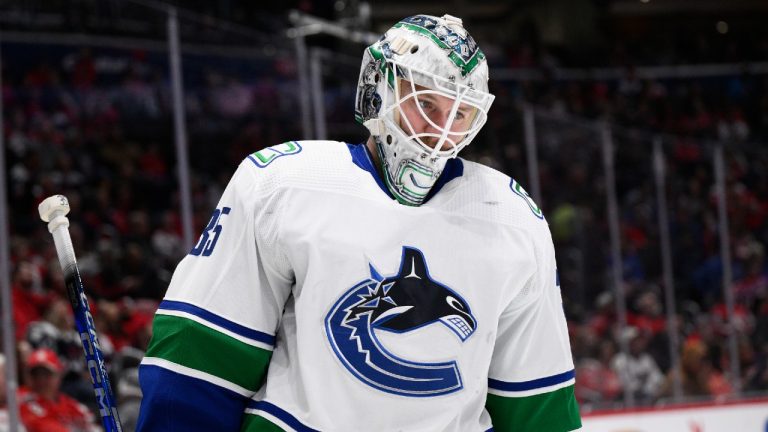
[347,142,463,205]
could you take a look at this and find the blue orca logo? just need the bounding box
[325,246,477,397]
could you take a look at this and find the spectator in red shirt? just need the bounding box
[575,339,623,407]
[19,349,97,432]
[12,261,51,341]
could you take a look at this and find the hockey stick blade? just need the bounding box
[39,195,123,432]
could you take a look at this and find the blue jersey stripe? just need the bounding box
[159,300,276,346]
[248,400,319,432]
[488,369,575,392]
[136,364,248,432]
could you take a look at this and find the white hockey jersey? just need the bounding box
[137,141,581,432]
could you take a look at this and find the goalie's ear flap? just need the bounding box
[399,247,428,279]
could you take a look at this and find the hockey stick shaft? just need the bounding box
[39,195,123,432]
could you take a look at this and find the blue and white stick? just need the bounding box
[39,195,123,432]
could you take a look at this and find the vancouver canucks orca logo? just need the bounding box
[325,247,477,397]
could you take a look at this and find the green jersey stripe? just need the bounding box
[146,314,272,392]
[485,384,581,432]
[241,412,286,432]
[156,309,274,351]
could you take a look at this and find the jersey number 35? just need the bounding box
[190,206,231,257]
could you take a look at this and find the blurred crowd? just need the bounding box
[1,24,768,431]
[2,42,300,431]
[486,44,768,411]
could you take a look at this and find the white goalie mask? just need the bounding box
[355,14,495,206]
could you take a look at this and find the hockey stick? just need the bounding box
[39,195,123,432]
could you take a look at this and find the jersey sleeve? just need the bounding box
[137,158,293,432]
[485,226,581,432]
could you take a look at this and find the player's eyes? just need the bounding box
[418,100,435,111]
